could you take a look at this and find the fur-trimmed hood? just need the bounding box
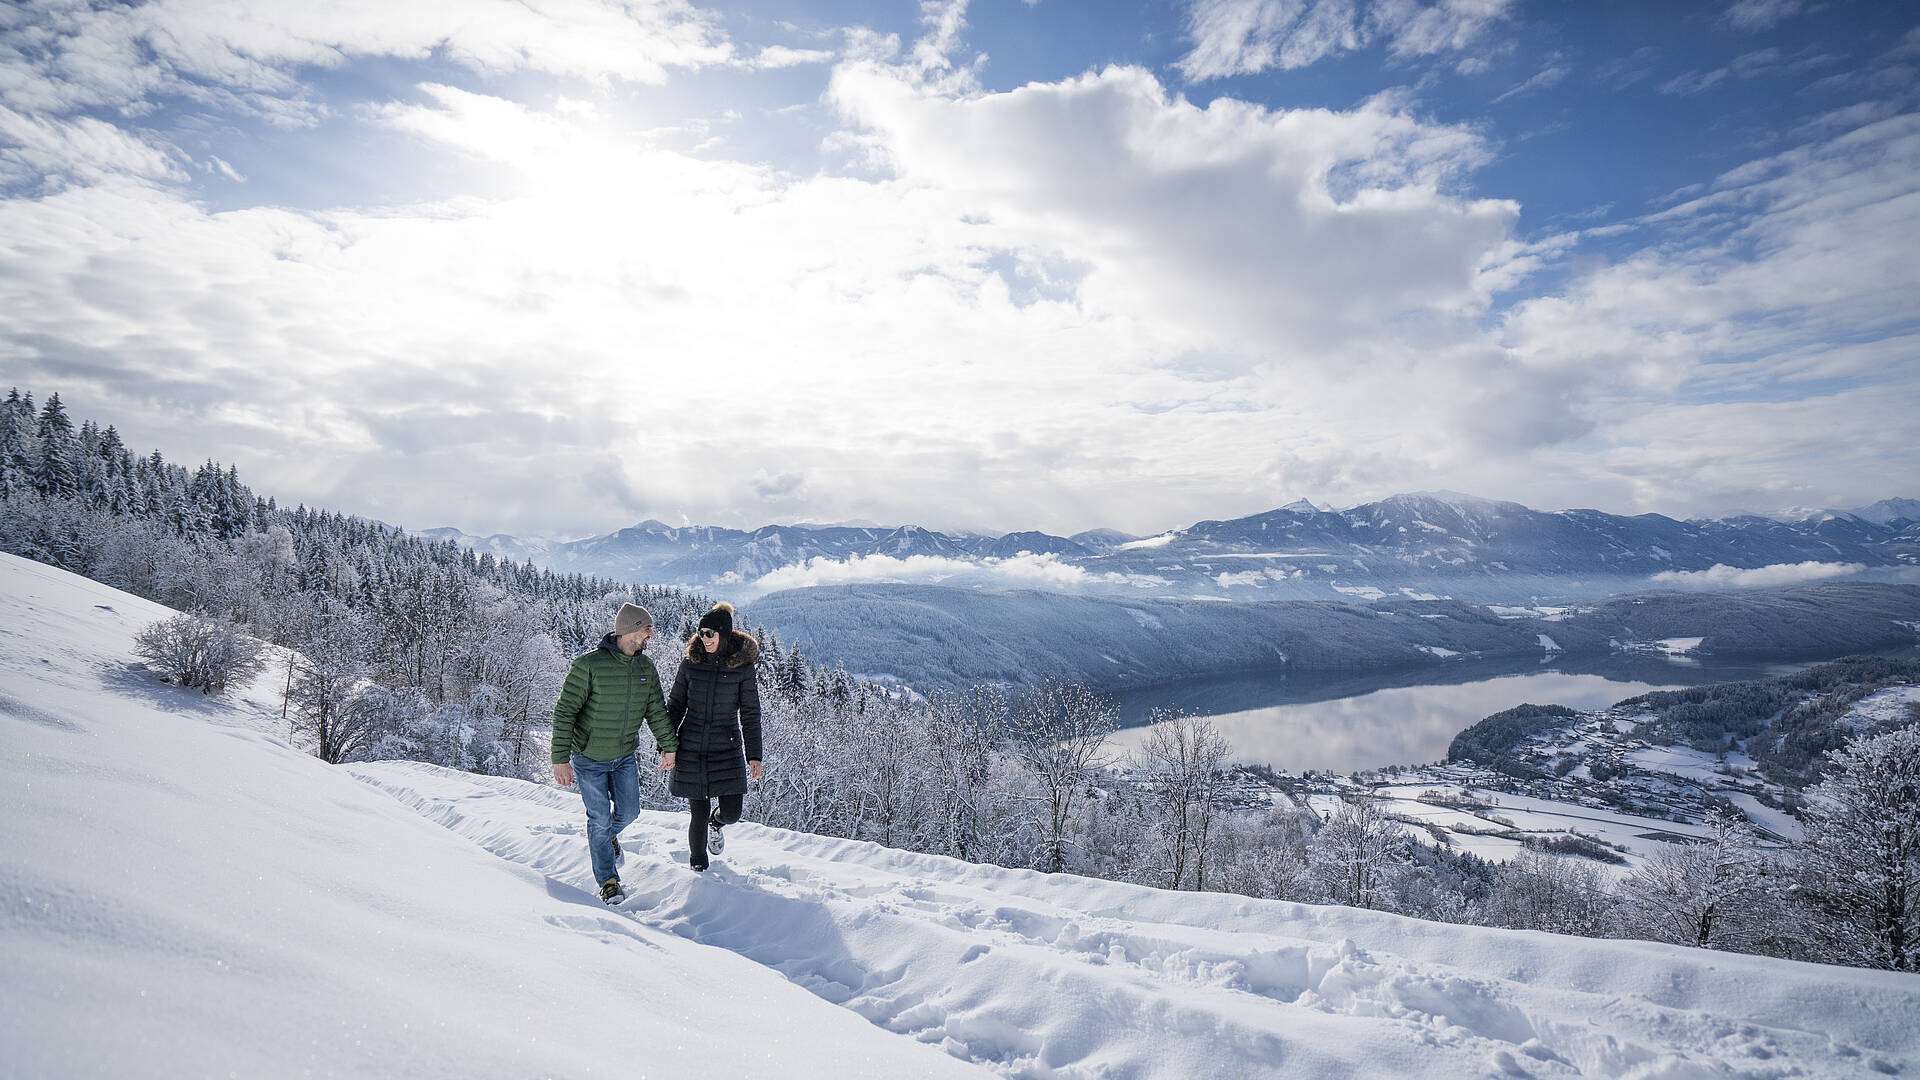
[685,629,759,668]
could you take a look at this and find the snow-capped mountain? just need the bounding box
[425,491,1920,602]
[1852,498,1920,526]
[5,554,1916,1078]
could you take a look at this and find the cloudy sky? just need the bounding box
[2,0,1915,539]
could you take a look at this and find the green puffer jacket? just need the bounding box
[551,634,677,764]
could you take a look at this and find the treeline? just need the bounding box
[0,389,719,777]
[4,388,1914,973]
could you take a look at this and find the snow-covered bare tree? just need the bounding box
[1797,727,1920,970]
[925,685,1007,862]
[1135,709,1231,890]
[335,683,431,764]
[851,696,932,848]
[1619,813,1777,951]
[1212,809,1321,901]
[1312,796,1404,910]
[288,602,374,764]
[1009,679,1115,873]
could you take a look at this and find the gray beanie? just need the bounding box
[614,602,653,636]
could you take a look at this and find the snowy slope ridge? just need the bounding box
[5,554,1919,1080]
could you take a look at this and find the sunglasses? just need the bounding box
[698,629,719,638]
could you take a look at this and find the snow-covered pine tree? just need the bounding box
[32,392,79,499]
[0,389,36,500]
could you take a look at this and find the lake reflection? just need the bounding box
[1104,646,1918,774]
[1107,671,1689,775]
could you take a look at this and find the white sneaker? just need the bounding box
[708,820,725,855]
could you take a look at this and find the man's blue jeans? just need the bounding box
[572,753,641,886]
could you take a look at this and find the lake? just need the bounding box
[1106,648,1920,775]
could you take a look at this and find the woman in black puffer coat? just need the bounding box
[667,602,762,870]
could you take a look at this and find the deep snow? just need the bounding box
[3,552,1918,1079]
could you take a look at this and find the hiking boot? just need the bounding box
[612,834,624,865]
[600,878,624,904]
[707,821,725,856]
[689,853,708,873]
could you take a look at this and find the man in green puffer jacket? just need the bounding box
[552,602,677,903]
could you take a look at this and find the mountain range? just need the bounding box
[425,492,1920,603]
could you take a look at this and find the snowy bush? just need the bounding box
[133,612,267,696]
[1482,849,1617,936]
[1206,810,1321,902]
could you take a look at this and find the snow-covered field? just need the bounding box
[5,552,1919,1079]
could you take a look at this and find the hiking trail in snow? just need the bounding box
[351,760,1916,1080]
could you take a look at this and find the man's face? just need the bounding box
[619,628,651,654]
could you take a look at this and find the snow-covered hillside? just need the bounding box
[4,552,1918,1079]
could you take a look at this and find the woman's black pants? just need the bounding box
[689,794,743,863]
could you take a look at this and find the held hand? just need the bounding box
[660,751,676,771]
[749,759,763,782]
[553,762,574,787]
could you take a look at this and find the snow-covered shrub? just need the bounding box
[133,612,267,696]
[1481,849,1617,937]
[1208,810,1321,902]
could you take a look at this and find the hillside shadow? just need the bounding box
[98,660,236,718]
[0,688,83,732]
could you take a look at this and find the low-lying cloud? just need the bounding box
[735,552,1165,596]
[1650,561,1865,588]
[741,552,1090,594]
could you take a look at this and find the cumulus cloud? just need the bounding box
[828,60,1515,351]
[1,0,1914,542]
[740,45,838,70]
[1176,0,1517,82]
[1650,562,1865,588]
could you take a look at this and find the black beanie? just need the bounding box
[698,602,734,636]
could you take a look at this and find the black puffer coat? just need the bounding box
[667,630,762,800]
